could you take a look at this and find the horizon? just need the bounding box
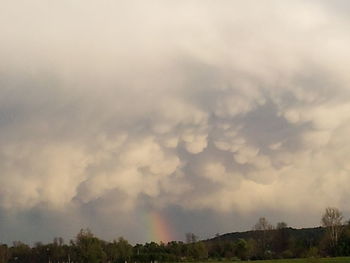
[0,210,346,246]
[1,0,350,246]
[0,220,335,246]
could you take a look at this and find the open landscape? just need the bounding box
[1,0,350,263]
[1,208,350,263]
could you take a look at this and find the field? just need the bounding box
[238,257,350,263]
[200,258,350,263]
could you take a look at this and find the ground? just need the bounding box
[238,258,350,263]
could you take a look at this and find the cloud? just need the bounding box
[1,0,350,243]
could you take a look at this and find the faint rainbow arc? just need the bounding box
[146,211,174,243]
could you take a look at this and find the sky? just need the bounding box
[1,0,350,245]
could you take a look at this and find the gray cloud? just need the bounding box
[1,0,350,244]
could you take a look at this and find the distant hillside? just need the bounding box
[206,226,326,244]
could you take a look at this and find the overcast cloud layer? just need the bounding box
[1,0,350,244]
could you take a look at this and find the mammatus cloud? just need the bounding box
[1,0,350,243]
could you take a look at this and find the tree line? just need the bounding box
[0,229,208,263]
[207,207,350,260]
[0,207,350,263]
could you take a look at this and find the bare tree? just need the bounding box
[321,207,343,248]
[254,217,274,231]
[186,233,198,244]
[253,217,274,257]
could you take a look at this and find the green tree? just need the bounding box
[8,241,32,263]
[73,228,106,263]
[234,239,249,260]
[188,242,208,260]
[166,241,184,260]
[112,237,132,263]
[338,220,350,255]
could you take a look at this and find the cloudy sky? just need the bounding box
[1,0,350,245]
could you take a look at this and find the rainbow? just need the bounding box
[146,211,174,243]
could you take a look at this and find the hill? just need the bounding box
[207,226,326,244]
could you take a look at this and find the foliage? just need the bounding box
[72,228,106,263]
[0,208,350,263]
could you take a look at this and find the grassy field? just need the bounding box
[238,257,350,263]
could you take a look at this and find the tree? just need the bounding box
[113,237,132,263]
[188,242,208,260]
[338,220,350,256]
[234,239,249,260]
[273,222,290,256]
[0,244,9,263]
[166,241,185,260]
[254,217,273,232]
[321,207,343,250]
[73,228,106,263]
[185,233,198,244]
[8,241,32,263]
[253,217,274,258]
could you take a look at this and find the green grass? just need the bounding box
[192,258,350,263]
[199,258,350,263]
[238,257,350,263]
